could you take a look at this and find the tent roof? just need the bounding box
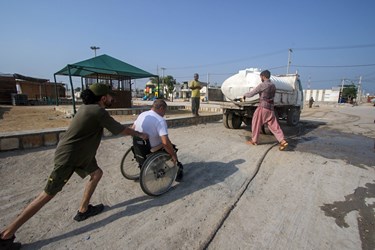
[54,54,157,79]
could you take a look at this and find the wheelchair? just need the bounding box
[120,137,179,196]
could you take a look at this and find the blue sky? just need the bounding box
[1,0,375,94]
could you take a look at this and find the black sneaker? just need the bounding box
[175,162,184,182]
[73,204,104,222]
[0,235,21,250]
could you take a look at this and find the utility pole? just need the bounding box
[287,48,293,74]
[357,76,362,104]
[308,75,311,90]
[206,73,210,102]
[340,79,345,103]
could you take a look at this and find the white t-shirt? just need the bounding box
[133,110,168,147]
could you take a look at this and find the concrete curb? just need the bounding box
[0,114,223,152]
[55,105,223,117]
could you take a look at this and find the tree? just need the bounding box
[164,75,176,101]
[340,84,357,103]
[149,75,176,100]
[150,77,158,85]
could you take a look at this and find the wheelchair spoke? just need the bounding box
[120,147,141,180]
[140,152,178,196]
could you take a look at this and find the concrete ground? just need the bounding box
[0,103,374,250]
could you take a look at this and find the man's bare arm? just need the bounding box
[161,135,177,163]
[121,127,148,140]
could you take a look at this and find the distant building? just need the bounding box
[304,87,370,104]
[0,73,66,105]
[304,87,341,103]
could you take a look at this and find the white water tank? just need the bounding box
[221,68,297,101]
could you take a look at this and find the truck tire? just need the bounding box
[274,109,279,121]
[228,112,242,129]
[243,117,252,127]
[223,113,230,128]
[287,108,300,126]
[261,125,267,134]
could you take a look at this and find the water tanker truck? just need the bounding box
[221,68,303,129]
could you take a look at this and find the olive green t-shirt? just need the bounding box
[54,104,125,166]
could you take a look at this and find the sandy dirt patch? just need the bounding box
[0,104,208,133]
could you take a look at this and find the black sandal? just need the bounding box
[175,162,184,182]
[73,204,104,222]
[0,235,22,250]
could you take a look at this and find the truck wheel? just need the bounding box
[274,110,279,121]
[261,125,267,134]
[223,113,230,128]
[287,108,300,126]
[228,112,242,129]
[243,117,252,128]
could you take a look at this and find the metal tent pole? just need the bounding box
[53,74,59,106]
[67,65,77,114]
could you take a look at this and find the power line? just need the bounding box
[292,63,375,68]
[361,71,375,78]
[269,65,286,70]
[165,50,286,70]
[293,43,375,51]
[173,72,235,79]
[162,44,375,72]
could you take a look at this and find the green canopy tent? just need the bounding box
[54,54,158,113]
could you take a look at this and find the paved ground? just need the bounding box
[0,103,374,250]
[209,104,375,250]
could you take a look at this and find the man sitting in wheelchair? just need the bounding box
[132,99,183,182]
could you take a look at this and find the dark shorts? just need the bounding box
[44,159,99,195]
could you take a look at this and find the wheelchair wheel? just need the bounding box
[140,151,178,196]
[120,147,141,180]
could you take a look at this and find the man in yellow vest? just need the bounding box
[189,73,202,116]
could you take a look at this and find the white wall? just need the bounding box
[304,89,340,102]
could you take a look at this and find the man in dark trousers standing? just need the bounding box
[309,96,314,108]
[189,73,202,116]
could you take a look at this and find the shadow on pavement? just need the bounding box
[23,159,242,249]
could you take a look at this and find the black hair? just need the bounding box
[152,99,167,110]
[260,70,271,79]
[81,89,102,104]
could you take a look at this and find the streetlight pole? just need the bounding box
[90,46,100,57]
